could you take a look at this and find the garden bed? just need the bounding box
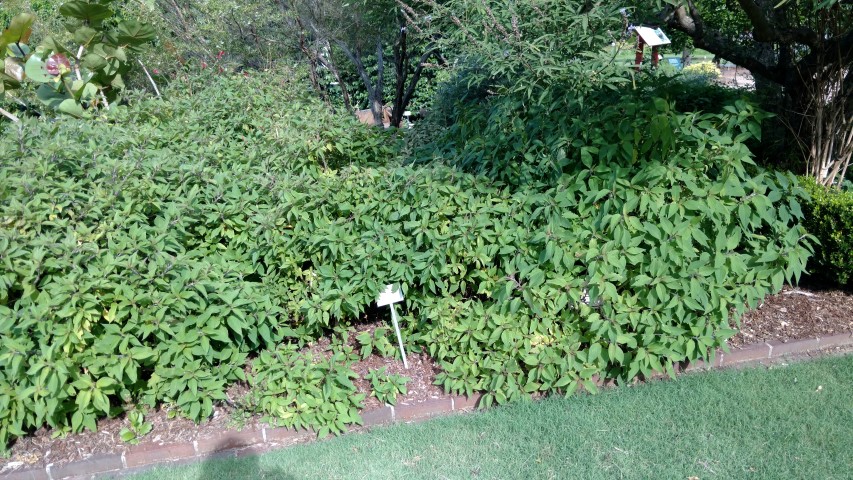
[2,286,850,475]
[731,286,853,347]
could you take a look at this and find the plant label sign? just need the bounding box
[377,284,409,369]
[635,26,671,47]
[376,284,404,306]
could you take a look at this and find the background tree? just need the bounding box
[291,0,442,126]
[409,0,632,183]
[150,0,299,68]
[650,0,852,186]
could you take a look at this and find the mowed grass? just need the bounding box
[133,355,853,480]
[608,46,716,61]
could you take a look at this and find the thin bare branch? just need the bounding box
[0,106,20,123]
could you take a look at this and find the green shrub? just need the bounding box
[682,61,722,83]
[0,66,815,451]
[652,78,755,115]
[1,10,155,118]
[0,69,395,449]
[355,327,396,360]
[248,346,363,438]
[800,178,853,286]
[406,96,812,404]
[119,409,153,445]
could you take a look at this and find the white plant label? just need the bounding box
[376,284,404,306]
[377,284,409,369]
[635,26,671,46]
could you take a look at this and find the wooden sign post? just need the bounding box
[633,26,671,70]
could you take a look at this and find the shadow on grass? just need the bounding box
[197,440,296,480]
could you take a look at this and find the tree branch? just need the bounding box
[0,106,20,123]
[666,3,787,85]
[315,41,352,111]
[736,0,818,46]
[338,41,384,125]
[392,24,408,128]
[737,0,774,41]
[402,45,439,109]
[792,28,853,84]
[337,41,374,94]
[138,59,161,97]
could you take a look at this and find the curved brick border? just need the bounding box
[3,331,851,480]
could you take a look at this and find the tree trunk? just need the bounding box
[391,45,437,128]
[339,42,385,127]
[295,17,331,109]
[664,1,853,180]
[392,24,408,128]
[0,106,20,123]
[316,42,352,112]
[371,40,385,126]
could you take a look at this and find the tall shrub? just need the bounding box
[403,0,815,403]
[800,177,853,286]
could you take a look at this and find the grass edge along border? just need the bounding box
[2,332,851,480]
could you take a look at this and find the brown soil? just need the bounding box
[2,286,851,473]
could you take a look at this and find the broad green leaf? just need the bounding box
[36,84,68,110]
[608,343,624,364]
[58,98,84,117]
[114,21,156,46]
[59,1,114,22]
[72,26,100,46]
[82,52,108,71]
[24,54,54,83]
[0,13,35,46]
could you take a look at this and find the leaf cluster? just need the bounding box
[0,68,394,450]
[355,327,397,360]
[2,5,155,117]
[406,90,814,406]
[419,0,630,100]
[119,409,152,444]
[248,346,364,438]
[366,367,409,406]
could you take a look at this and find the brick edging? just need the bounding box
[716,332,852,368]
[3,331,851,480]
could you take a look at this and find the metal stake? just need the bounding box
[389,303,409,369]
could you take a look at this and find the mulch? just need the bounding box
[731,286,853,347]
[1,285,851,474]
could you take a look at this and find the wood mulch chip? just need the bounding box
[730,286,853,348]
[2,285,851,473]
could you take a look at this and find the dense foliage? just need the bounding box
[800,178,853,286]
[1,8,155,118]
[652,77,754,115]
[0,61,815,451]
[660,0,853,186]
[374,0,811,406]
[0,0,827,459]
[0,69,396,448]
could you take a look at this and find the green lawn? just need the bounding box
[133,355,853,480]
[609,46,717,64]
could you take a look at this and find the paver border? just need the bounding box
[3,331,851,480]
